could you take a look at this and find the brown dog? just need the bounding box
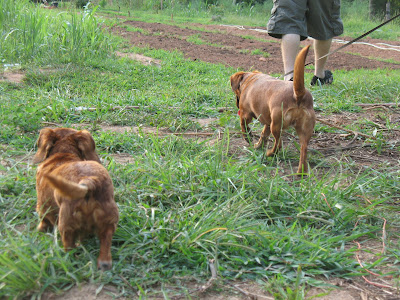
[33,128,119,271]
[230,45,315,173]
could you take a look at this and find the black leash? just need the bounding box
[283,12,400,78]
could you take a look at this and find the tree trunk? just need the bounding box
[369,0,387,18]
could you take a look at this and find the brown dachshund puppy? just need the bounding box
[33,128,119,271]
[230,45,315,173]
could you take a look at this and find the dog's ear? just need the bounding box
[231,72,246,109]
[32,128,58,164]
[230,72,245,93]
[74,130,101,163]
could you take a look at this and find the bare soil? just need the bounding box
[110,19,400,74]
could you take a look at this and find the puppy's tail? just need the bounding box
[293,45,310,102]
[44,174,89,200]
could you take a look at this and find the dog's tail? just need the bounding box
[44,174,89,200]
[293,45,310,102]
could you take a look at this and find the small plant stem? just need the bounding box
[316,117,377,140]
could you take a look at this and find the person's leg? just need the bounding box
[282,33,301,81]
[307,0,343,85]
[313,38,332,78]
[267,0,308,80]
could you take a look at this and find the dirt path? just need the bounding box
[110,19,400,74]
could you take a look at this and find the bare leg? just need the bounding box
[281,34,301,81]
[313,39,332,78]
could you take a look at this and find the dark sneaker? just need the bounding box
[310,70,333,86]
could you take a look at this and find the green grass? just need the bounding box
[1,0,400,299]
[96,0,400,41]
[251,48,270,58]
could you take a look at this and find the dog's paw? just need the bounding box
[253,142,263,149]
[98,260,112,271]
[37,221,52,232]
[266,149,276,157]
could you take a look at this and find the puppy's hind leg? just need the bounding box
[58,204,76,250]
[254,124,270,149]
[97,225,115,271]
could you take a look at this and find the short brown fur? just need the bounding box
[230,45,315,173]
[33,128,119,271]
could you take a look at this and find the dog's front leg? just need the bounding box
[36,200,57,232]
[254,125,270,149]
[37,216,55,232]
[240,116,253,144]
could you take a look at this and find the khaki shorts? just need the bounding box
[267,0,343,40]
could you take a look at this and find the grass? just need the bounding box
[1,0,400,298]
[251,48,270,58]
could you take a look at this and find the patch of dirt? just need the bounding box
[0,71,25,84]
[0,144,34,175]
[42,284,122,300]
[50,104,400,170]
[115,51,162,67]
[110,20,400,74]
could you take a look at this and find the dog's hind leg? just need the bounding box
[295,124,313,173]
[60,230,77,251]
[266,121,283,156]
[254,124,270,149]
[240,115,254,144]
[97,225,115,271]
[58,203,77,250]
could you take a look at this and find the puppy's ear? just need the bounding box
[230,72,245,93]
[74,130,101,163]
[32,128,58,163]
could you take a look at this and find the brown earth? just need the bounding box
[5,18,400,300]
[110,19,400,74]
